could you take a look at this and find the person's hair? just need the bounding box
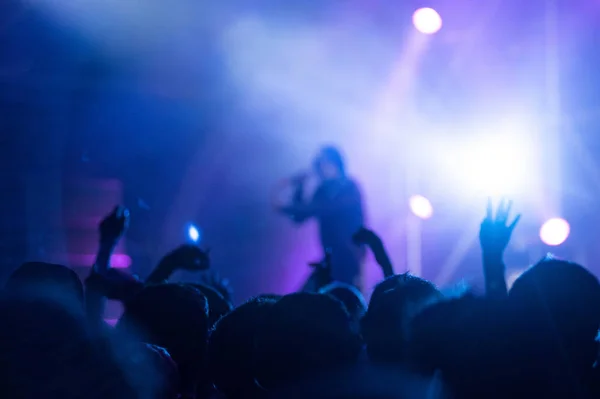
[187,283,233,327]
[5,262,84,305]
[319,282,366,323]
[255,293,283,301]
[254,293,361,390]
[208,296,278,399]
[117,284,209,395]
[362,274,441,364]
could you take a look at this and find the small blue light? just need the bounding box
[187,224,201,243]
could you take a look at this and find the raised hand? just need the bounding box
[479,198,520,257]
[99,206,130,246]
[88,206,131,325]
[480,199,520,298]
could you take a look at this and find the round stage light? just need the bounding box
[412,8,443,34]
[409,195,433,219]
[539,218,570,246]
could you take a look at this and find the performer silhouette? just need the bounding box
[278,146,365,288]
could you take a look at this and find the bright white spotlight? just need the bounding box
[443,130,536,197]
[459,150,515,196]
[409,195,433,219]
[187,224,201,243]
[412,8,443,34]
[539,218,570,246]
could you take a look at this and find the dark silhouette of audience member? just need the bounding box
[123,343,180,399]
[362,274,441,364]
[117,284,209,397]
[270,364,446,399]
[7,196,600,399]
[253,292,362,391]
[319,282,366,326]
[198,272,234,305]
[6,261,84,305]
[0,293,136,399]
[208,296,278,399]
[408,295,515,399]
[188,283,233,327]
[508,257,600,397]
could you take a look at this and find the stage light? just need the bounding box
[412,8,442,34]
[187,224,201,243]
[437,128,536,198]
[539,218,570,246]
[409,195,433,219]
[458,150,516,196]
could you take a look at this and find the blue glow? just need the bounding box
[187,224,201,243]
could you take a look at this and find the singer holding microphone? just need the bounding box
[274,146,365,288]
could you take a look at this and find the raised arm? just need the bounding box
[85,206,129,326]
[479,199,520,299]
[146,244,210,285]
[282,179,363,224]
[279,178,314,223]
[353,227,394,278]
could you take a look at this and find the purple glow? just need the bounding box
[412,8,442,34]
[539,218,570,246]
[104,318,118,327]
[68,254,132,268]
[409,195,433,219]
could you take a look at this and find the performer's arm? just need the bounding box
[280,181,316,223]
[281,180,362,222]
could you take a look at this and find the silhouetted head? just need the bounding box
[313,146,346,180]
[187,283,233,327]
[509,258,600,375]
[208,296,278,399]
[117,284,209,395]
[254,293,361,390]
[256,293,283,301]
[362,274,441,364]
[369,273,439,307]
[320,282,366,324]
[408,295,515,399]
[0,293,136,398]
[5,262,84,306]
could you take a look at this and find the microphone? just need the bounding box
[271,171,311,210]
